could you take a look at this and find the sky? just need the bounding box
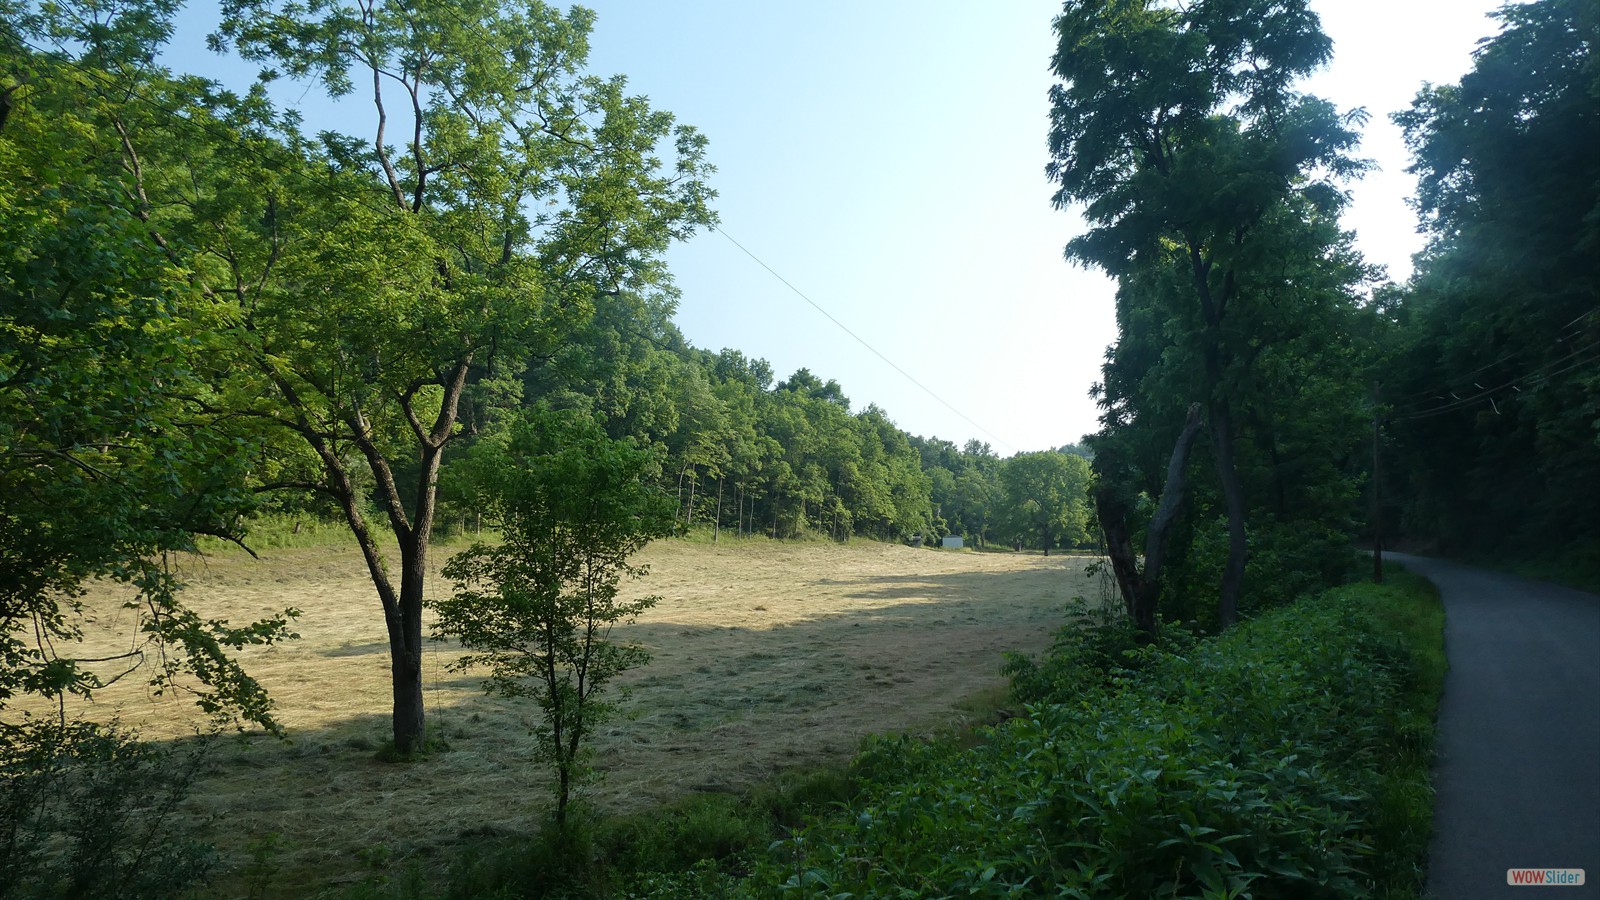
[163,0,1511,456]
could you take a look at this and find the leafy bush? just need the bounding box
[444,818,601,900]
[1002,597,1200,705]
[432,406,673,826]
[0,722,216,900]
[745,578,1442,898]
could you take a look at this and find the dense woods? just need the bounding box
[1053,0,1597,631]
[2,0,1594,895]
[1382,0,1599,581]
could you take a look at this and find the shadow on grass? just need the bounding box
[130,571,1092,897]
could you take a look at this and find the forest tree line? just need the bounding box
[416,282,1095,553]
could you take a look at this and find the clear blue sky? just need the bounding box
[165,0,1508,456]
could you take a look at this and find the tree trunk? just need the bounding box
[1099,510,1147,627]
[714,475,723,544]
[1097,403,1204,637]
[1187,243,1246,628]
[1210,399,1247,628]
[674,464,688,532]
[686,472,697,528]
[389,535,429,755]
[555,762,571,828]
[304,429,429,756]
[1372,381,1384,584]
[1144,403,1204,588]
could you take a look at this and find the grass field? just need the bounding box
[38,536,1095,894]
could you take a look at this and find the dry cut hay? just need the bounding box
[21,537,1096,893]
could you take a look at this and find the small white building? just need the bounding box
[942,535,964,549]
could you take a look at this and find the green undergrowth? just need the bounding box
[669,525,791,547]
[739,568,1444,899]
[450,772,855,900]
[191,513,497,558]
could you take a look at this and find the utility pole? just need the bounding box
[1373,380,1383,584]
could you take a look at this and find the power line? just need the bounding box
[1388,306,1599,405]
[713,225,1018,454]
[1392,343,1600,421]
[1393,339,1599,415]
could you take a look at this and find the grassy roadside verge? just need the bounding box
[732,568,1446,899]
[1347,568,1447,899]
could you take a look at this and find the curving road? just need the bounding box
[1388,554,1600,898]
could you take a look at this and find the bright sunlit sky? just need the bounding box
[165,0,1510,455]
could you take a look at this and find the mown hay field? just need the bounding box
[41,537,1095,893]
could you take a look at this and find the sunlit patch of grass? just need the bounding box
[47,538,1087,897]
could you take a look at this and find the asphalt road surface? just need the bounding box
[1388,554,1599,898]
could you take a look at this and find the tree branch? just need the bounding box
[343,409,414,541]
[366,36,408,210]
[190,527,261,559]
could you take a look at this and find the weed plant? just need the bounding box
[329,769,860,899]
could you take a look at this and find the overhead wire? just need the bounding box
[1391,340,1600,421]
[549,64,1021,451]
[1386,306,1599,405]
[713,226,1018,454]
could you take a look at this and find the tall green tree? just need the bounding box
[997,451,1092,555]
[1049,0,1366,625]
[1,0,295,736]
[172,0,714,754]
[2,12,296,893]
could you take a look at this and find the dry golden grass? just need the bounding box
[33,536,1095,895]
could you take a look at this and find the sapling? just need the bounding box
[431,407,672,825]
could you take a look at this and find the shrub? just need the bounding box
[1162,517,1363,627]
[0,721,216,900]
[431,406,673,827]
[1002,597,1201,705]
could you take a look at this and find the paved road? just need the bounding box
[1388,554,1600,898]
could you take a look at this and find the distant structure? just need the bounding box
[942,535,964,549]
